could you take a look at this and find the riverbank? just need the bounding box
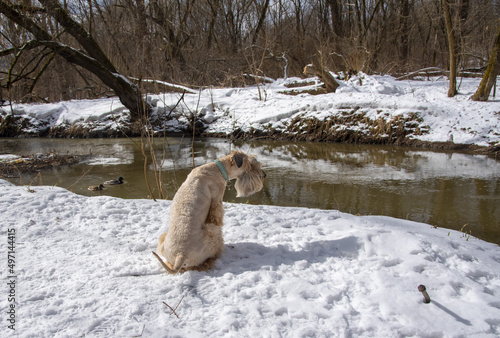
[1,73,499,158]
[207,128,500,158]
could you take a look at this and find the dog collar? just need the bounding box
[215,159,229,183]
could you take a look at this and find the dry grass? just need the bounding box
[276,110,427,144]
[0,153,84,179]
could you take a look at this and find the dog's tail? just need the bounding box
[152,251,186,274]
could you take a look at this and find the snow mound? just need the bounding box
[2,74,500,146]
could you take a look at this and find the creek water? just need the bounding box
[1,137,499,245]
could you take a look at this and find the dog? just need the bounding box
[153,151,266,274]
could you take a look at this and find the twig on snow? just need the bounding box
[163,296,185,319]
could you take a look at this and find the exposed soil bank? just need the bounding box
[208,129,500,158]
[1,114,499,159]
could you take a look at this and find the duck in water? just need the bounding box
[104,177,124,185]
[88,184,105,191]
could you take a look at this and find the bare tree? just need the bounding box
[205,0,220,49]
[399,0,411,65]
[1,0,499,102]
[471,19,500,101]
[252,0,270,44]
[326,0,342,38]
[0,0,150,120]
[442,0,457,97]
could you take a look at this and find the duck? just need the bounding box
[104,177,124,185]
[88,184,105,191]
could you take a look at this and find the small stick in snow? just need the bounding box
[163,296,184,319]
[418,285,431,303]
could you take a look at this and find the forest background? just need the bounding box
[0,0,499,113]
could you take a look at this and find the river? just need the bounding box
[1,137,499,245]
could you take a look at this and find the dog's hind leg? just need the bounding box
[156,232,167,254]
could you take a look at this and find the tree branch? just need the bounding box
[0,0,150,119]
[0,0,53,41]
[37,0,117,73]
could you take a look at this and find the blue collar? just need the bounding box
[215,159,229,183]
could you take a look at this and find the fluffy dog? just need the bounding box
[153,151,266,274]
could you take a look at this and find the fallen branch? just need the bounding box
[395,67,449,80]
[395,67,484,81]
[163,296,185,319]
[130,77,198,94]
[303,63,340,92]
[242,73,275,84]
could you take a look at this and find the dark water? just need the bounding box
[1,137,499,245]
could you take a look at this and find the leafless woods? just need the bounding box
[0,0,498,104]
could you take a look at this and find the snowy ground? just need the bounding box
[1,179,500,337]
[1,74,500,336]
[2,73,500,147]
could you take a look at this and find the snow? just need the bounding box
[2,73,500,146]
[1,74,500,336]
[0,154,20,163]
[1,178,500,337]
[139,78,199,95]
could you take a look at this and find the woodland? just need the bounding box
[0,0,499,121]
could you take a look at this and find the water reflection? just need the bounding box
[1,137,499,245]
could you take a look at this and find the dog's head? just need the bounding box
[230,151,266,198]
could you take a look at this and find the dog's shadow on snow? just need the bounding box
[213,235,361,276]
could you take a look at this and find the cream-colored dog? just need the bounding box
[153,151,266,274]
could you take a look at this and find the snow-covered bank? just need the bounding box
[1,180,499,337]
[1,74,499,152]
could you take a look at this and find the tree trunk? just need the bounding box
[206,0,219,49]
[252,0,270,44]
[456,0,470,68]
[442,0,457,97]
[471,20,500,101]
[399,0,410,64]
[326,0,342,38]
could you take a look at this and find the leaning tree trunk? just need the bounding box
[471,20,500,101]
[303,63,340,93]
[0,0,149,121]
[442,0,457,97]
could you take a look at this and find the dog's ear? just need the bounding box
[231,151,246,168]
